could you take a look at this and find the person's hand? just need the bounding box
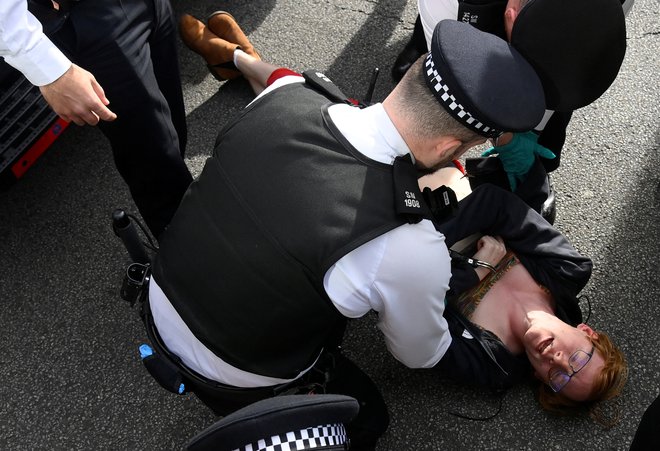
[472,235,506,279]
[481,131,555,191]
[39,64,117,126]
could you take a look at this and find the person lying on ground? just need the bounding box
[419,165,627,419]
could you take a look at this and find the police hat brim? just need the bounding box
[426,20,545,137]
[186,394,359,451]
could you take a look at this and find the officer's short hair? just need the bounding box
[395,56,484,143]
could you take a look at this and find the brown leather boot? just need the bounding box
[178,13,241,81]
[207,11,260,60]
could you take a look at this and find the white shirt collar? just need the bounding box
[327,103,413,165]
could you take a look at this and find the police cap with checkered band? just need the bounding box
[424,20,545,139]
[186,395,359,451]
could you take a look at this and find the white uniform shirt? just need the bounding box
[418,0,459,48]
[150,76,452,387]
[0,0,71,85]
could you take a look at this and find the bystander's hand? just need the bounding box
[39,63,117,126]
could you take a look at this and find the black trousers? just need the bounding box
[630,394,660,451]
[143,303,389,450]
[190,350,390,451]
[538,110,573,173]
[49,0,192,238]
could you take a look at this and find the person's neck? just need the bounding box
[510,297,556,343]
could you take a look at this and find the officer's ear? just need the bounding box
[434,135,486,162]
[433,136,462,160]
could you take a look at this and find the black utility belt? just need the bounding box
[140,298,305,399]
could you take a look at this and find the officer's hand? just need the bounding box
[39,64,117,126]
[481,131,555,191]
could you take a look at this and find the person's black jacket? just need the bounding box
[433,157,592,389]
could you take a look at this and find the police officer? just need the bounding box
[0,0,192,238]
[392,0,628,222]
[147,19,545,450]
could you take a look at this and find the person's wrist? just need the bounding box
[47,63,75,86]
[494,132,513,147]
[27,40,72,86]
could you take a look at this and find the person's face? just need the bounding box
[523,313,605,401]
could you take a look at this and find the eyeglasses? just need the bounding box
[548,344,595,393]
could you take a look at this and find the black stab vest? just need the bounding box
[153,82,419,379]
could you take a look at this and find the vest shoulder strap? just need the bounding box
[302,70,359,106]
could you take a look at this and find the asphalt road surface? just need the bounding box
[1,0,658,449]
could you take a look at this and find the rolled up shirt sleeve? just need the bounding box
[326,219,452,369]
[0,0,71,86]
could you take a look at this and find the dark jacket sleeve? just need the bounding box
[446,260,480,300]
[538,110,573,173]
[440,184,592,321]
[436,185,591,387]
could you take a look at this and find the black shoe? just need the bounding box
[391,42,425,82]
[391,16,427,82]
[541,175,557,224]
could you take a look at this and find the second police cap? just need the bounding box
[186,394,359,451]
[511,0,627,112]
[424,20,545,138]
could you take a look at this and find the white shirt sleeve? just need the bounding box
[0,0,71,86]
[325,219,452,368]
[418,0,460,49]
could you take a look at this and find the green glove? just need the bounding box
[481,131,556,191]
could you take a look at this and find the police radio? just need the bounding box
[112,209,153,306]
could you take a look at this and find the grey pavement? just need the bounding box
[1,0,658,449]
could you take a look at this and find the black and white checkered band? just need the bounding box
[424,53,501,138]
[234,423,349,451]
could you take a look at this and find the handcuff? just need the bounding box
[449,249,497,273]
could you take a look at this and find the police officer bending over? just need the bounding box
[148,18,545,450]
